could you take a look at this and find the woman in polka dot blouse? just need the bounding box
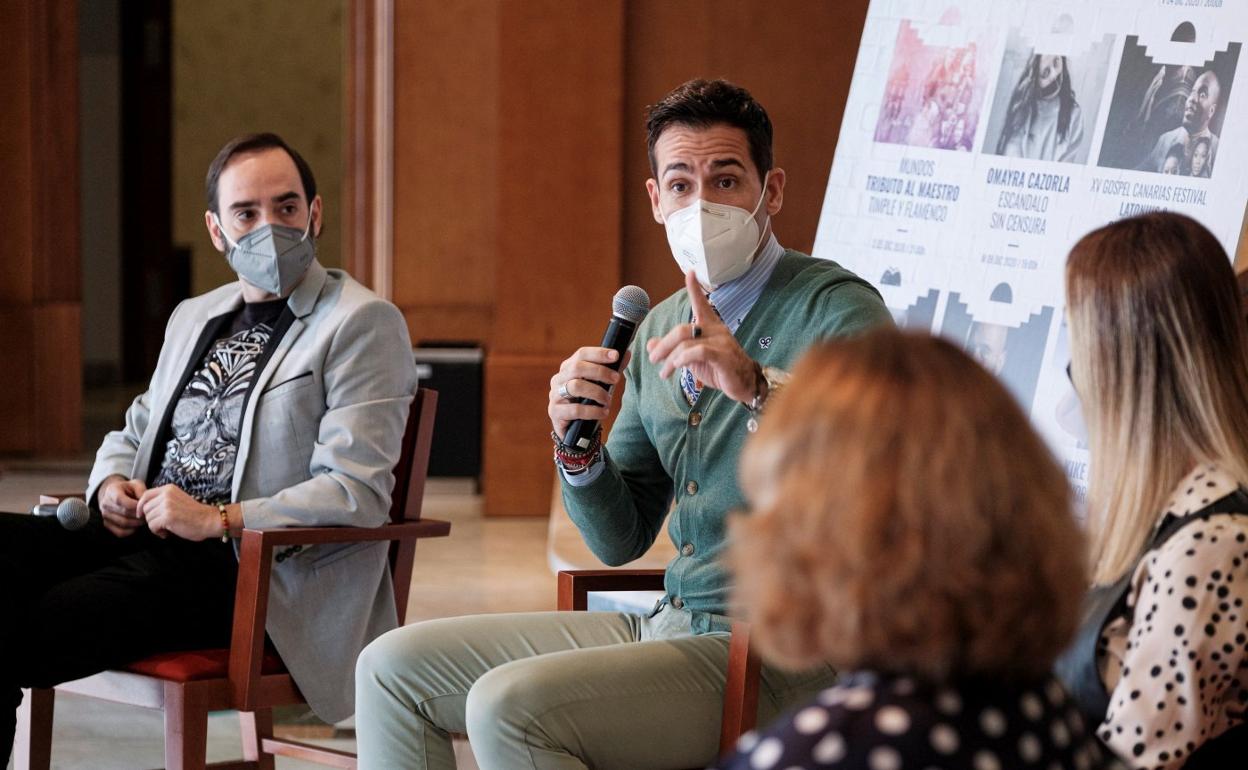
[1055,212,1248,769]
[715,332,1124,770]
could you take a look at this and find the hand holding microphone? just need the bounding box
[549,286,651,449]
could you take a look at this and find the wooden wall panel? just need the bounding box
[33,304,82,455]
[484,1,625,516]
[31,0,81,304]
[0,309,34,451]
[391,0,500,345]
[0,0,81,455]
[345,0,375,288]
[482,354,565,516]
[622,0,872,305]
[0,0,35,307]
[491,1,625,355]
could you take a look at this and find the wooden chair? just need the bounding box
[15,388,451,770]
[556,569,762,758]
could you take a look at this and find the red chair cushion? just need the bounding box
[124,647,287,682]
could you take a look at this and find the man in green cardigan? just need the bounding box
[355,79,891,770]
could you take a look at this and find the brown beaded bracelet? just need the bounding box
[217,502,230,543]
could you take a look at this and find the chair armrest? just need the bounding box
[557,569,666,611]
[228,519,450,711]
[40,492,86,501]
[242,519,451,546]
[38,492,88,510]
[557,570,761,752]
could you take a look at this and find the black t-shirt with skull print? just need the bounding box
[152,298,289,504]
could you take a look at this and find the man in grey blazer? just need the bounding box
[0,133,416,762]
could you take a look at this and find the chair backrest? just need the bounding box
[389,387,438,524]
[388,388,438,624]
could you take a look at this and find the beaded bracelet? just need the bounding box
[552,429,603,475]
[217,502,230,543]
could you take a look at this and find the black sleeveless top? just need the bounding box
[1055,490,1248,768]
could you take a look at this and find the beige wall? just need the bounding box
[172,0,346,296]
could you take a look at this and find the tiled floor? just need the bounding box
[0,469,555,769]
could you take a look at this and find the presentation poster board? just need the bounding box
[814,0,1248,501]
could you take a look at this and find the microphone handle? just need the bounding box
[563,315,637,450]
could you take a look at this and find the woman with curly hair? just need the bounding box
[716,331,1122,770]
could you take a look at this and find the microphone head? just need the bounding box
[56,497,90,531]
[612,285,650,324]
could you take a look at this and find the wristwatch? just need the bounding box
[746,365,790,432]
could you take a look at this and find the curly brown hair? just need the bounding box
[730,330,1086,682]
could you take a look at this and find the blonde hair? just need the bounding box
[731,331,1086,681]
[1066,212,1248,585]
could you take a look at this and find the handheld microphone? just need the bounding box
[563,285,651,450]
[31,497,92,531]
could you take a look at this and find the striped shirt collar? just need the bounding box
[704,234,784,332]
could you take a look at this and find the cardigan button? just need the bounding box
[681,542,695,557]
[671,596,684,609]
[688,411,702,427]
[686,480,699,495]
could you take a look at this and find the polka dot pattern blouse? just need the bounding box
[713,671,1125,770]
[1096,464,1248,769]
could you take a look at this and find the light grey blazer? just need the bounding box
[87,261,417,722]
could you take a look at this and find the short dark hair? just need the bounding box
[205,133,317,214]
[645,79,773,180]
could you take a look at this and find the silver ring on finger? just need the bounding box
[558,382,572,401]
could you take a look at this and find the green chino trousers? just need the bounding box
[355,605,834,769]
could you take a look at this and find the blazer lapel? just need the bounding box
[231,262,329,500]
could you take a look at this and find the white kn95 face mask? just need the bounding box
[662,173,770,290]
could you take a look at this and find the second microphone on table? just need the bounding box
[30,497,92,531]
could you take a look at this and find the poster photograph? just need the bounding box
[981,25,1115,164]
[940,288,1054,419]
[873,9,992,152]
[1098,31,1239,177]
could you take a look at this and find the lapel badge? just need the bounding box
[758,336,773,349]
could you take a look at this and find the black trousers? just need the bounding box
[0,511,238,763]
